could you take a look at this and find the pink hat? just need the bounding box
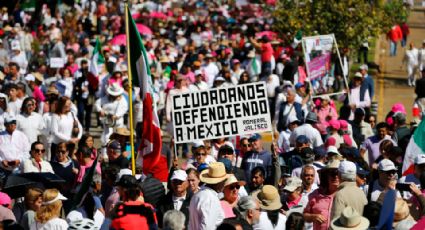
[0,192,11,207]
[328,120,340,130]
[391,103,406,115]
[339,120,348,131]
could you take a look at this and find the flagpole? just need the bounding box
[125,2,136,176]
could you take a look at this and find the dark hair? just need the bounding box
[55,96,70,115]
[363,202,382,227]
[186,168,200,179]
[78,133,93,149]
[31,141,44,151]
[420,171,425,189]
[267,209,280,227]
[17,82,26,91]
[21,97,35,114]
[251,166,265,178]
[376,122,389,130]
[8,62,20,70]
[77,146,92,159]
[286,212,304,230]
[379,140,394,156]
[339,105,352,120]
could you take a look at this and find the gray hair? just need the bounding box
[235,196,258,220]
[163,210,185,230]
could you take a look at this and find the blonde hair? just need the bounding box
[35,189,63,223]
[25,187,43,210]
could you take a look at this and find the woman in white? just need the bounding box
[17,97,45,144]
[31,189,68,230]
[51,96,82,160]
[57,68,74,98]
[40,88,59,161]
[0,93,8,131]
[254,185,287,230]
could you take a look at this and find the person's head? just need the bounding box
[286,212,305,230]
[200,162,229,192]
[218,144,234,162]
[31,141,45,162]
[107,140,122,161]
[368,114,376,128]
[193,145,207,164]
[116,175,141,201]
[77,146,92,164]
[21,97,36,115]
[17,82,26,97]
[379,139,394,158]
[393,112,406,128]
[163,210,185,230]
[55,142,69,162]
[223,175,245,204]
[305,112,318,125]
[235,196,261,225]
[35,189,67,223]
[4,114,17,134]
[55,96,71,115]
[295,135,310,151]
[186,168,200,193]
[285,87,296,103]
[354,108,366,122]
[320,160,341,193]
[239,72,250,84]
[414,155,425,179]
[283,177,303,201]
[25,187,43,211]
[376,122,389,140]
[7,84,18,99]
[320,95,331,107]
[353,72,363,87]
[378,159,398,187]
[174,75,186,89]
[251,166,265,189]
[8,62,19,77]
[338,160,357,182]
[79,133,94,149]
[239,137,252,154]
[248,133,263,152]
[356,165,369,187]
[301,165,315,187]
[257,185,282,211]
[80,59,89,71]
[359,64,368,76]
[170,170,188,197]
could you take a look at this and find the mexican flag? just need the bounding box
[89,38,105,77]
[126,7,163,177]
[402,117,425,176]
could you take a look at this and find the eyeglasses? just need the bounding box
[242,144,251,148]
[196,152,207,156]
[228,184,240,190]
[383,170,397,175]
[57,150,67,154]
[221,151,233,155]
[34,149,45,153]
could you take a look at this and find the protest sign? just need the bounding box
[302,34,348,98]
[50,58,65,68]
[172,82,272,144]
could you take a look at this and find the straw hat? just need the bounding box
[112,127,131,136]
[200,162,229,184]
[224,174,246,188]
[33,72,44,82]
[46,86,59,95]
[331,206,369,230]
[107,83,124,96]
[256,185,282,211]
[393,198,414,227]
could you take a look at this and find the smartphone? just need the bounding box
[396,183,411,192]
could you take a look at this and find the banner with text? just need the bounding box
[172,82,272,144]
[302,34,347,97]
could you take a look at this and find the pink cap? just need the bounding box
[391,103,406,114]
[328,120,340,130]
[339,120,348,131]
[0,192,11,206]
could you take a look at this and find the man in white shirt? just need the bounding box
[189,70,209,91]
[21,141,54,173]
[10,41,28,75]
[0,114,30,175]
[289,112,323,148]
[6,84,23,117]
[419,40,425,71]
[189,162,229,230]
[202,54,220,87]
[403,42,419,86]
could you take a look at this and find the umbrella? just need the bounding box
[3,175,39,199]
[132,13,141,20]
[149,11,167,20]
[136,23,152,35]
[20,172,66,187]
[110,34,127,46]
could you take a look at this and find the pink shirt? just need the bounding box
[32,86,45,103]
[315,105,338,135]
[304,189,335,230]
[76,159,101,183]
[220,200,236,218]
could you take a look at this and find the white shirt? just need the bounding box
[8,99,23,116]
[95,96,128,128]
[349,86,371,109]
[404,48,419,67]
[202,63,220,87]
[290,124,324,148]
[10,51,28,74]
[51,112,83,144]
[30,217,68,230]
[188,186,225,230]
[189,81,209,91]
[0,129,30,169]
[277,129,292,153]
[22,158,54,173]
[17,112,45,144]
[254,211,287,230]
[172,194,186,211]
[367,180,401,202]
[264,74,280,98]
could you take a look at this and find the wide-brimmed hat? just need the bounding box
[283,177,302,192]
[224,174,246,187]
[331,206,369,230]
[305,112,318,123]
[393,198,415,227]
[200,162,229,184]
[256,185,282,211]
[107,83,124,96]
[319,159,340,173]
[112,127,131,136]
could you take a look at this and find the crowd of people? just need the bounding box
[0,0,425,230]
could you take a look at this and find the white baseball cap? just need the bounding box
[327,146,340,155]
[171,170,187,181]
[415,155,425,165]
[283,177,302,192]
[192,140,205,149]
[25,74,35,82]
[378,159,397,171]
[338,160,357,175]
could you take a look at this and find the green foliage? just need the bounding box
[273,0,409,49]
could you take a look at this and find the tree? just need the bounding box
[273,0,409,49]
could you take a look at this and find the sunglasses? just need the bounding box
[242,144,251,147]
[57,150,67,154]
[328,170,339,177]
[196,152,207,156]
[228,184,240,190]
[383,170,397,175]
[34,149,45,153]
[221,151,233,155]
